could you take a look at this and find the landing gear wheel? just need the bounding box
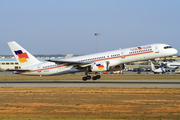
[92,76,97,80]
[87,75,91,80]
[82,75,91,81]
[82,77,87,81]
[96,75,101,79]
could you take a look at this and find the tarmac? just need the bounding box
[0,79,180,88]
[0,71,179,88]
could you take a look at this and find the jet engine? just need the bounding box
[108,64,125,71]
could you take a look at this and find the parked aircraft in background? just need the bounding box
[7,41,177,81]
[64,54,74,59]
[163,62,180,69]
[151,62,166,74]
[162,61,180,74]
[157,57,180,70]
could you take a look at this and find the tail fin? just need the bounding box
[64,54,74,59]
[8,41,41,68]
[151,62,156,71]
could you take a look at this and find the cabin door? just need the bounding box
[155,46,159,53]
[38,65,42,76]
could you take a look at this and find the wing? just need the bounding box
[46,60,93,67]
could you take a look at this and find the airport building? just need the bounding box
[0,56,63,70]
[0,61,19,70]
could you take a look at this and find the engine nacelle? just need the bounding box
[91,61,108,72]
[108,64,125,71]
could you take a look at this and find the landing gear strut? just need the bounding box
[82,67,91,81]
[82,68,101,81]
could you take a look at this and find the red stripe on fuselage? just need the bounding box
[18,65,66,75]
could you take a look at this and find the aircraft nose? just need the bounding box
[172,48,178,55]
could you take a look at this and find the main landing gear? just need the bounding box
[82,75,91,81]
[92,75,101,80]
[82,67,101,81]
[82,75,101,81]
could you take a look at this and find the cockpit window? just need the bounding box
[164,46,172,49]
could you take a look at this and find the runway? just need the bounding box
[0,79,180,88]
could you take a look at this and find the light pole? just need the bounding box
[94,33,100,53]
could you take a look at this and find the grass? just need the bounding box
[0,74,180,120]
[0,88,180,120]
[0,117,114,120]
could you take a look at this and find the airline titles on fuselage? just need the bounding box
[78,46,153,63]
[129,46,152,54]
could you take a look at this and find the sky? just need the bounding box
[0,0,180,55]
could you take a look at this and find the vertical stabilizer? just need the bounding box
[151,62,156,71]
[8,41,41,68]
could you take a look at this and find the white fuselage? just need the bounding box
[16,44,177,76]
[166,62,180,69]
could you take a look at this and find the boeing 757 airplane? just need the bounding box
[7,41,177,81]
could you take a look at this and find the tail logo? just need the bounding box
[14,50,29,63]
[96,64,104,70]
